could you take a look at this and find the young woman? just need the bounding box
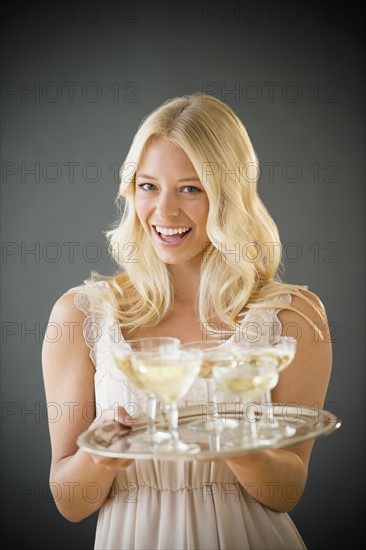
[42,93,332,549]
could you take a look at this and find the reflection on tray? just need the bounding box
[77,404,341,461]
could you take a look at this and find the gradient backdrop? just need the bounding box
[1,1,364,548]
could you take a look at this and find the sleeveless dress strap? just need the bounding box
[236,291,300,345]
[64,281,112,370]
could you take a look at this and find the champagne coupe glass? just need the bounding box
[111,337,180,451]
[130,347,203,454]
[181,340,239,433]
[231,336,297,441]
[212,357,279,450]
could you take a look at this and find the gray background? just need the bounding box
[1,1,364,548]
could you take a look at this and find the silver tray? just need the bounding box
[77,404,341,461]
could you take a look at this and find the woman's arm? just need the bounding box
[226,289,332,512]
[42,293,133,522]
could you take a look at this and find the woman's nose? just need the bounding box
[155,190,180,219]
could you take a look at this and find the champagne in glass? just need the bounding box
[111,337,180,451]
[231,336,297,440]
[131,347,202,454]
[213,358,278,449]
[181,340,238,433]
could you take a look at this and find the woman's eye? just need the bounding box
[181,186,201,194]
[137,183,157,191]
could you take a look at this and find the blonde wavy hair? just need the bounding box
[79,93,325,340]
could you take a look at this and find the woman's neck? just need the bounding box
[168,263,201,305]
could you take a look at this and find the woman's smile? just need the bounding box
[152,225,192,246]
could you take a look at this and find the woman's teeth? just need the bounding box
[155,226,191,236]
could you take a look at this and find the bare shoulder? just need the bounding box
[48,291,86,323]
[292,287,327,317]
[278,287,330,342]
[42,291,93,371]
[276,287,332,398]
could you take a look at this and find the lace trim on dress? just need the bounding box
[233,292,292,345]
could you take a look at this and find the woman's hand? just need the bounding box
[87,406,135,470]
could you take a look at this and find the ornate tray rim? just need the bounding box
[77,403,341,461]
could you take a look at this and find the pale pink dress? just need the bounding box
[66,281,307,550]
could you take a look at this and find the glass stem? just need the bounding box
[208,433,221,452]
[241,400,258,441]
[262,389,276,425]
[206,378,218,420]
[247,402,258,440]
[146,394,157,435]
[166,403,179,443]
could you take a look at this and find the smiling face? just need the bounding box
[134,137,210,266]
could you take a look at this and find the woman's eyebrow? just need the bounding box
[136,173,201,183]
[136,173,158,180]
[178,177,201,182]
